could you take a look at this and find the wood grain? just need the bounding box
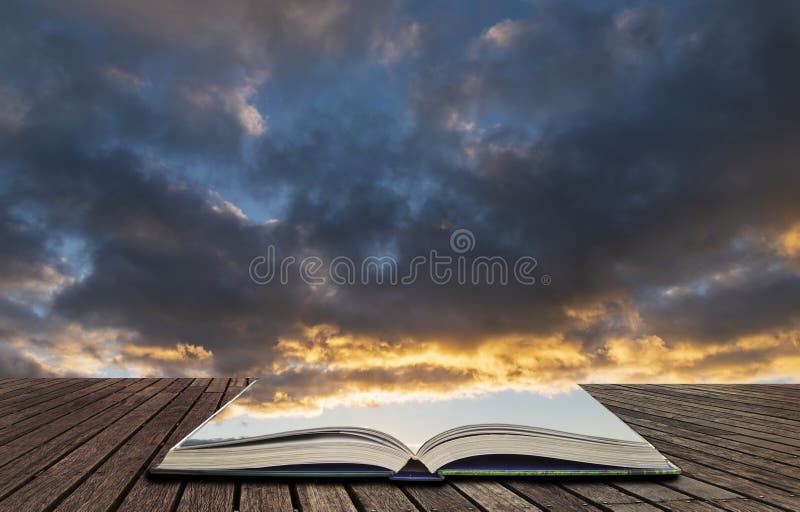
[403,482,480,511]
[349,481,419,512]
[239,481,293,512]
[296,482,357,512]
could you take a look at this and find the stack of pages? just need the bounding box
[153,381,680,481]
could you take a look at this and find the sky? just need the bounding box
[188,385,643,451]
[1,0,799,409]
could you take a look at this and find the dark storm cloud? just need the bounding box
[7,133,301,373]
[239,0,800,348]
[642,271,800,343]
[0,0,798,380]
[0,206,65,292]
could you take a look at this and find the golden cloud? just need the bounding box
[10,324,138,376]
[121,342,213,362]
[273,322,800,388]
[777,222,800,257]
[208,321,799,420]
[5,328,216,377]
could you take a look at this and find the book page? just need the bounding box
[183,382,645,452]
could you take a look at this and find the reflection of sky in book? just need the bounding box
[184,383,644,452]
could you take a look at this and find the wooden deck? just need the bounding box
[0,380,796,512]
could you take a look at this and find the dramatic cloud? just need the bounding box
[0,0,798,397]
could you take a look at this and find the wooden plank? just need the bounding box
[657,476,741,501]
[633,436,800,492]
[601,504,664,512]
[0,378,64,398]
[0,379,132,445]
[603,398,800,456]
[205,378,229,393]
[622,385,800,422]
[562,481,657,508]
[712,499,792,512]
[601,399,800,455]
[655,384,800,409]
[644,384,799,410]
[587,385,800,437]
[658,501,727,511]
[0,379,188,510]
[636,383,800,402]
[601,386,800,433]
[589,396,734,437]
[733,494,800,511]
[296,482,357,512]
[0,379,47,397]
[0,378,86,414]
[504,481,603,511]
[0,378,157,468]
[608,404,800,460]
[0,377,82,404]
[349,481,418,512]
[586,388,800,450]
[562,481,643,504]
[239,481,293,512]
[603,406,800,471]
[683,385,800,406]
[747,384,800,399]
[403,482,481,511]
[452,480,542,511]
[0,378,118,429]
[721,432,800,454]
[177,481,234,512]
[52,379,205,512]
[220,376,246,404]
[661,454,798,508]
[609,480,694,503]
[116,391,222,512]
[588,384,795,424]
[173,380,243,512]
[588,398,796,506]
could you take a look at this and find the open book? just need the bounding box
[152,381,680,480]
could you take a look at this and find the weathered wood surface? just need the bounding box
[0,380,796,511]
